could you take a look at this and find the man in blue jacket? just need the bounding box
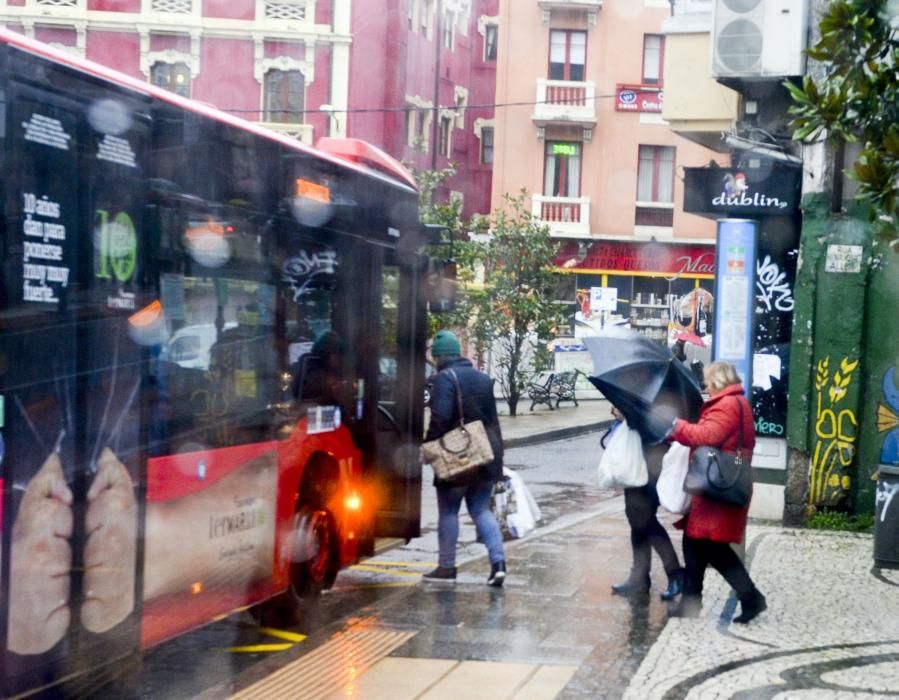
[422,330,507,586]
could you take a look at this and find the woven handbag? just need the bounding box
[683,400,752,507]
[421,369,495,483]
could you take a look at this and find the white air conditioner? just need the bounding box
[711,0,808,79]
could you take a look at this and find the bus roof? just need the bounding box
[0,28,418,193]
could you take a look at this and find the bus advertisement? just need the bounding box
[0,29,430,696]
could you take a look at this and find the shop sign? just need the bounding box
[684,166,801,217]
[555,241,716,277]
[615,84,663,113]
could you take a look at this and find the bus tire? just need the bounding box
[288,507,338,598]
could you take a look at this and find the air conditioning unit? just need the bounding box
[711,0,808,79]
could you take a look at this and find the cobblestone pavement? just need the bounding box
[623,527,899,700]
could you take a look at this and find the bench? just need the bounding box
[527,370,580,411]
[527,371,556,411]
[551,370,579,409]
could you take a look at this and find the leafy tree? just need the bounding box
[465,192,564,416]
[785,0,899,243]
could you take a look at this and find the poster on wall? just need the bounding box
[713,220,757,391]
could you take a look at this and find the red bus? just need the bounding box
[0,29,431,696]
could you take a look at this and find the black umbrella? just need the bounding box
[584,330,703,444]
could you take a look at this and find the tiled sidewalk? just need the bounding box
[623,527,899,699]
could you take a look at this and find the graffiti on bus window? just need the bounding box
[809,356,859,507]
[282,249,338,302]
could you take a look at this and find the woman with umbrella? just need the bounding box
[586,331,701,601]
[668,361,766,623]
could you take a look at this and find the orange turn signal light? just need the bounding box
[344,493,362,511]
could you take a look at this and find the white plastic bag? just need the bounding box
[493,467,541,539]
[597,420,648,489]
[657,441,692,514]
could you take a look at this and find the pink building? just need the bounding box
[492,0,724,341]
[349,0,498,217]
[0,0,497,217]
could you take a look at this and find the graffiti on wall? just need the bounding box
[877,366,899,465]
[810,356,860,507]
[756,255,795,312]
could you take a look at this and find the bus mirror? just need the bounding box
[429,259,456,313]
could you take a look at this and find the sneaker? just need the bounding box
[487,560,506,587]
[422,566,457,581]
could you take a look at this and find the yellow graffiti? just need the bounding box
[810,356,859,507]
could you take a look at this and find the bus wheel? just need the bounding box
[289,507,337,598]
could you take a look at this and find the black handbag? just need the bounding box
[683,400,752,507]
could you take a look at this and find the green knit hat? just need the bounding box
[431,330,461,358]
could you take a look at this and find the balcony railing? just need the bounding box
[533,80,597,128]
[671,0,712,16]
[532,195,591,237]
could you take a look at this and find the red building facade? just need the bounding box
[1,0,496,216]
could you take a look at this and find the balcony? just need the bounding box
[532,80,597,139]
[538,0,602,27]
[532,195,591,237]
[258,122,314,145]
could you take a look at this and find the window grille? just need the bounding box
[265,1,307,21]
[35,0,79,6]
[151,0,193,13]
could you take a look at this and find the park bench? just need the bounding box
[527,370,580,411]
[527,371,556,411]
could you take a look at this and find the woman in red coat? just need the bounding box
[669,361,767,624]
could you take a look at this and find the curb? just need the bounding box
[504,419,614,449]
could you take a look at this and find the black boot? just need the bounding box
[733,589,767,624]
[669,594,702,618]
[611,575,650,597]
[660,570,685,601]
[487,560,506,587]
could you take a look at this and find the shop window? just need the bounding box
[643,34,664,85]
[549,30,586,81]
[264,69,305,124]
[480,127,494,164]
[484,24,498,61]
[151,62,191,97]
[544,141,581,198]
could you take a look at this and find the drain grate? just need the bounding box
[230,627,416,699]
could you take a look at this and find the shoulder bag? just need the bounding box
[421,369,495,483]
[683,399,752,507]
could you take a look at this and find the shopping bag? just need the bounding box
[657,441,692,514]
[597,419,648,489]
[492,468,541,540]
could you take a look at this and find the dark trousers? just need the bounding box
[682,535,755,599]
[624,482,681,581]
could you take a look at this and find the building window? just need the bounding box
[643,34,664,85]
[438,115,453,157]
[264,70,305,124]
[422,0,432,37]
[480,127,494,164]
[151,62,191,97]
[544,141,581,198]
[443,11,454,49]
[636,145,675,226]
[408,0,415,30]
[549,30,586,81]
[406,104,430,151]
[484,24,498,61]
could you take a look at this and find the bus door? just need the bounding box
[370,247,426,542]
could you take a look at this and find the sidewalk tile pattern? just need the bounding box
[623,527,899,699]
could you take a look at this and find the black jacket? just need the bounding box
[425,356,504,483]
